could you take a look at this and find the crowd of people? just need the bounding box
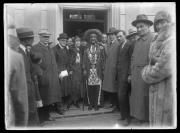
[6,10,175,128]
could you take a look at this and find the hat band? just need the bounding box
[18,31,34,38]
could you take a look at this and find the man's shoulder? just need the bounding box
[52,44,59,50]
[32,43,41,49]
[9,48,24,66]
[11,48,23,59]
[149,32,156,40]
[126,40,133,46]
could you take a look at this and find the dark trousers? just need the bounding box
[110,92,119,108]
[54,102,64,111]
[118,81,130,119]
[28,110,40,126]
[87,85,100,107]
[37,105,50,123]
[103,91,118,106]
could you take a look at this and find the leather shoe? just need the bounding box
[74,103,80,108]
[88,106,93,110]
[94,106,99,111]
[104,104,113,109]
[112,107,119,112]
[118,117,125,121]
[46,117,56,121]
[121,118,130,126]
[56,110,65,115]
[67,104,71,110]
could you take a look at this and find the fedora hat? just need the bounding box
[126,28,138,39]
[16,27,34,39]
[107,27,118,35]
[38,30,51,37]
[132,14,153,27]
[57,33,68,40]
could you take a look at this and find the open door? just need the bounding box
[63,9,108,38]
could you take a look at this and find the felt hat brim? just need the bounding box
[126,32,138,39]
[132,19,153,27]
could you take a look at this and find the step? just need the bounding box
[50,106,113,119]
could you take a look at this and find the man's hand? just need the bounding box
[128,75,131,83]
[69,71,73,75]
[59,70,68,79]
[36,100,43,108]
[83,70,87,76]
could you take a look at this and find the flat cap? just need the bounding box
[16,27,34,39]
[38,30,51,37]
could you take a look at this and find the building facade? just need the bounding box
[5,3,175,46]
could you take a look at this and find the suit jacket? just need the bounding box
[116,41,134,82]
[6,48,28,127]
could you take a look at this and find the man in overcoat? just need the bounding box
[31,30,62,123]
[6,35,29,127]
[129,14,155,124]
[16,28,40,126]
[102,27,120,111]
[53,33,70,109]
[116,30,134,126]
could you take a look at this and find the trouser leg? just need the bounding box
[28,110,40,126]
[111,92,119,107]
[87,85,93,107]
[94,85,100,108]
[118,82,130,119]
[37,105,50,123]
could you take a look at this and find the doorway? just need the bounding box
[63,9,108,38]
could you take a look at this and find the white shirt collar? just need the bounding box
[58,43,64,49]
[40,42,48,47]
[19,44,26,53]
[111,39,115,44]
[121,40,127,48]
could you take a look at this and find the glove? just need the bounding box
[36,100,43,108]
[59,70,68,79]
[127,75,131,83]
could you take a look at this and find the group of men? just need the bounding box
[6,13,156,127]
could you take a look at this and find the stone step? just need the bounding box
[50,106,113,119]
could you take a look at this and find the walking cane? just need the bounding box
[82,78,85,111]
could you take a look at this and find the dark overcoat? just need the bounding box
[31,42,61,106]
[52,44,70,97]
[71,48,84,98]
[18,46,40,126]
[102,39,120,92]
[18,48,37,113]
